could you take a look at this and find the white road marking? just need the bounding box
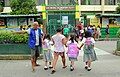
[79,47,110,56]
[50,46,110,56]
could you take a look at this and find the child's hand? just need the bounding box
[77,47,81,50]
[42,41,45,45]
[66,52,68,54]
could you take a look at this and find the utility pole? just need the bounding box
[101,0,105,14]
[78,0,81,21]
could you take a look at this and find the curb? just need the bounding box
[0,55,43,60]
[99,38,119,41]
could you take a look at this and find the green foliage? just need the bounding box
[117,28,120,38]
[10,0,38,15]
[0,30,28,44]
[116,3,120,14]
[0,1,3,12]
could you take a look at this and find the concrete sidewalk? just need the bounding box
[0,47,120,77]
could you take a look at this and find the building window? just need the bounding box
[105,0,116,5]
[5,0,10,7]
[70,0,77,5]
[36,0,45,5]
[81,0,101,5]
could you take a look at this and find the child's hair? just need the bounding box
[43,34,51,40]
[69,33,76,43]
[84,31,92,38]
[56,28,62,32]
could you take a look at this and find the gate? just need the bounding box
[47,12,75,35]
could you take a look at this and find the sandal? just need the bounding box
[35,64,40,66]
[51,70,56,74]
[62,66,67,69]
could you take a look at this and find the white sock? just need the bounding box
[44,66,48,68]
[85,65,88,67]
[49,65,52,67]
[88,67,91,69]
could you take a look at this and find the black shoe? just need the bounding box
[85,66,88,69]
[87,68,91,71]
[51,70,56,74]
[44,67,48,70]
[49,66,53,69]
[70,68,74,71]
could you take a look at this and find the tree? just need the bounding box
[116,3,120,14]
[10,0,38,15]
[0,0,4,12]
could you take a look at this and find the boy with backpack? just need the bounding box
[63,25,70,38]
[79,31,97,71]
[66,34,80,71]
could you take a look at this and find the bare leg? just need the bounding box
[52,52,59,70]
[71,61,74,68]
[60,53,66,68]
[87,60,92,68]
[49,62,51,65]
[70,61,75,71]
[44,61,48,70]
[106,34,109,41]
[45,61,47,67]
[31,58,35,71]
[87,60,92,71]
[85,61,88,69]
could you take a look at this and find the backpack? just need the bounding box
[84,38,93,54]
[67,43,79,58]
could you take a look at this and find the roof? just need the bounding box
[97,14,120,17]
[0,14,42,18]
[102,14,120,17]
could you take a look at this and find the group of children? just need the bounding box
[42,29,97,74]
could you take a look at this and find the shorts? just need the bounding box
[43,50,53,62]
[69,57,78,61]
[54,52,65,57]
[31,46,40,58]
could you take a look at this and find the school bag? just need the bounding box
[84,38,94,54]
[67,43,79,58]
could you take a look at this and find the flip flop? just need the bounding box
[62,66,67,69]
[51,70,56,74]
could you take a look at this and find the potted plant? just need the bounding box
[0,30,30,55]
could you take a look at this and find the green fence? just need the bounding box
[101,28,119,38]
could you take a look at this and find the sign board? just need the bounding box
[62,16,68,25]
[102,18,109,28]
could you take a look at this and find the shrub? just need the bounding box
[0,30,28,44]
